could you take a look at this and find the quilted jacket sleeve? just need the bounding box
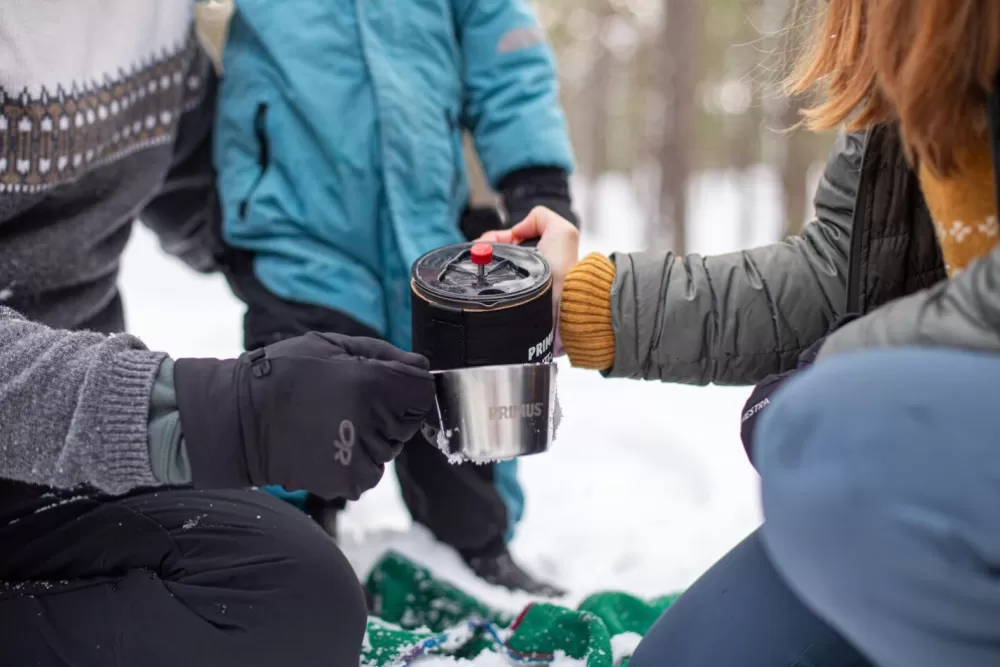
[605,131,864,385]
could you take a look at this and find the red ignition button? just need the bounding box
[470,243,493,266]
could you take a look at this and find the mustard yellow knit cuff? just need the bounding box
[559,253,616,370]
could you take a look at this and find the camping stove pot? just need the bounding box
[410,242,554,371]
[411,241,557,462]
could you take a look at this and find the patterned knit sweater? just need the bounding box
[560,134,1000,370]
[0,0,218,329]
[0,1,220,512]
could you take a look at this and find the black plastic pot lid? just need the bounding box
[411,242,551,308]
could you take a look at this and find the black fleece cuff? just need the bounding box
[500,166,578,228]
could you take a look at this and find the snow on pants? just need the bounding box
[0,488,367,667]
[629,529,872,667]
[757,347,1000,667]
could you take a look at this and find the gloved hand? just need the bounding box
[173,333,435,501]
[740,314,860,466]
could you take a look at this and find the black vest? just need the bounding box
[853,79,1000,314]
[847,125,947,315]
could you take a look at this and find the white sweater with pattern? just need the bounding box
[0,1,218,502]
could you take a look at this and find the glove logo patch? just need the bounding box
[334,419,355,466]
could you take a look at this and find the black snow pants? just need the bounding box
[0,291,368,666]
[0,488,368,667]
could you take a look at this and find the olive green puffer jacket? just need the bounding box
[607,120,1000,385]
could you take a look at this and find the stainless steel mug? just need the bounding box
[410,241,559,462]
[428,362,559,462]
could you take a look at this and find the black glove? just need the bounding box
[173,332,435,501]
[739,313,861,466]
[499,166,578,229]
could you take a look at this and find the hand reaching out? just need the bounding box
[478,206,580,307]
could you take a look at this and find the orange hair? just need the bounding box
[787,0,1000,175]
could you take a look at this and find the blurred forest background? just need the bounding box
[197,0,837,253]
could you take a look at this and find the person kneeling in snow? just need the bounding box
[0,3,434,665]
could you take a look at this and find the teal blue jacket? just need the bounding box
[213,0,575,350]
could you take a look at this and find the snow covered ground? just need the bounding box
[120,171,766,623]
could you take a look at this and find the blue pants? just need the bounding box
[758,348,1000,667]
[630,529,870,667]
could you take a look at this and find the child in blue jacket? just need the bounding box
[213,0,576,594]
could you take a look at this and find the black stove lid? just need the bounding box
[411,242,551,307]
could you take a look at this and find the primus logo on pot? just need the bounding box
[527,330,555,362]
[489,403,544,420]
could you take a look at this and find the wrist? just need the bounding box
[558,253,616,370]
[147,358,192,485]
[173,356,251,489]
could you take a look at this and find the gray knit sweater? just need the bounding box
[0,307,167,494]
[0,3,214,499]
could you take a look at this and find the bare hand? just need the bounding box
[477,206,580,307]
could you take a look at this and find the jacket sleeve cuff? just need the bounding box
[147,358,192,485]
[559,253,616,370]
[499,167,578,227]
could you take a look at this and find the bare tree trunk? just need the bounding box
[585,13,613,228]
[727,0,764,249]
[463,134,497,207]
[761,0,812,237]
[778,102,812,236]
[656,0,700,253]
[730,111,760,249]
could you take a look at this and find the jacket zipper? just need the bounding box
[845,129,874,314]
[985,75,1000,221]
[238,103,271,219]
